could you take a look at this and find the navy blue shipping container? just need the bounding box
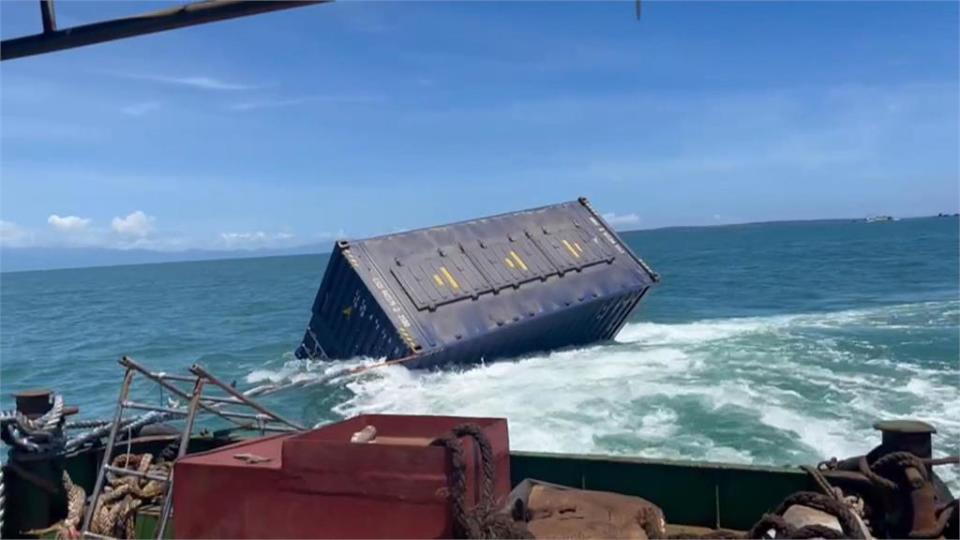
[295,198,659,369]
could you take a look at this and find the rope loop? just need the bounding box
[431,423,531,539]
[857,450,950,496]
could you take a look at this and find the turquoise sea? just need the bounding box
[1,217,958,481]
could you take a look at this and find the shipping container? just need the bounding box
[295,197,659,369]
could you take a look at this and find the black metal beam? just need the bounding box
[40,0,57,34]
[2,0,328,62]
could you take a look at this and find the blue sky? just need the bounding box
[1,1,957,251]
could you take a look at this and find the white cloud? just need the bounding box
[219,231,296,249]
[124,74,253,91]
[602,212,641,228]
[121,102,161,116]
[0,220,34,247]
[227,95,381,112]
[227,98,310,112]
[47,214,91,232]
[111,211,155,237]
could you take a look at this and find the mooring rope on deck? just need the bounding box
[4,354,424,458]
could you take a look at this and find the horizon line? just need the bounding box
[2,213,956,275]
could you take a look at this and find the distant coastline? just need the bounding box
[622,213,957,234]
[1,214,956,274]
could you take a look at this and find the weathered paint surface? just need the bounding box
[172,415,511,539]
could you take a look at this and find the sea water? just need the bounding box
[1,217,957,482]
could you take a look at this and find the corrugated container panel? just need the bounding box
[296,197,659,368]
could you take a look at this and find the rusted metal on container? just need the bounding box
[296,198,658,369]
[172,415,511,539]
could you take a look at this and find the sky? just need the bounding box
[1,1,958,252]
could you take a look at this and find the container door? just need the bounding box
[462,236,558,292]
[390,247,491,311]
[530,225,615,274]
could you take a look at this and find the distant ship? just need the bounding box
[865,215,897,223]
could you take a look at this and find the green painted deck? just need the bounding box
[510,451,813,531]
[7,436,819,538]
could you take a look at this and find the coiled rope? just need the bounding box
[19,453,169,539]
[857,451,960,538]
[24,471,85,539]
[431,424,532,539]
[1,397,67,456]
[858,451,929,492]
[65,411,171,453]
[64,419,113,430]
[677,491,867,539]
[88,453,171,538]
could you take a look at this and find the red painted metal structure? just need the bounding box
[173,415,511,539]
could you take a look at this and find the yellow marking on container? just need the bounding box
[397,328,416,347]
[574,241,584,254]
[508,250,528,271]
[504,257,516,269]
[439,266,460,289]
[562,239,581,258]
[433,274,445,287]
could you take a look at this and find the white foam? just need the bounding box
[614,301,960,348]
[278,301,959,485]
[615,320,768,345]
[246,355,378,385]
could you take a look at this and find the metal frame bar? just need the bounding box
[103,465,170,484]
[82,367,135,533]
[120,356,253,429]
[2,0,328,61]
[121,401,190,416]
[190,364,304,430]
[40,0,57,33]
[82,358,304,538]
[120,399,291,426]
[155,376,205,540]
[150,372,197,383]
[199,395,244,404]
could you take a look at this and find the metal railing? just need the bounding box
[2,0,328,61]
[80,356,302,539]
